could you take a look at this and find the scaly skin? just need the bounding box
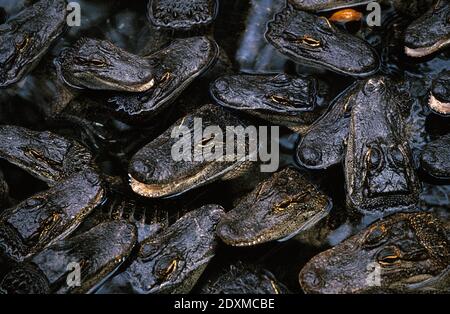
[0,168,104,262]
[147,0,219,31]
[198,262,290,294]
[0,221,137,294]
[429,71,450,116]
[265,4,379,77]
[288,0,373,12]
[0,0,67,87]
[217,168,332,246]
[404,0,450,57]
[210,74,326,134]
[55,38,155,92]
[128,104,258,198]
[98,205,224,294]
[299,213,450,294]
[420,134,450,179]
[0,125,93,185]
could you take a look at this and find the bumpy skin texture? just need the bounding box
[265,4,379,77]
[0,168,104,262]
[296,82,360,169]
[0,0,67,87]
[429,71,450,116]
[288,0,372,12]
[108,37,219,120]
[147,0,219,31]
[0,221,137,294]
[100,205,224,294]
[345,77,420,213]
[420,134,450,179]
[55,38,155,92]
[199,262,290,294]
[129,104,257,198]
[0,125,92,185]
[0,168,8,209]
[210,74,324,133]
[217,168,332,246]
[299,213,450,294]
[404,0,450,57]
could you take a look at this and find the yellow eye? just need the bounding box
[364,224,386,247]
[301,35,321,47]
[269,95,292,106]
[377,246,401,266]
[159,72,172,85]
[164,259,178,277]
[16,36,31,52]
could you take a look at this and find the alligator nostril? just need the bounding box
[298,146,322,166]
[301,270,322,289]
[131,160,150,176]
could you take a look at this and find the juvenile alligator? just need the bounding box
[404,0,450,57]
[0,0,67,87]
[299,212,450,293]
[147,0,219,31]
[288,0,373,12]
[108,36,219,121]
[0,125,93,185]
[296,82,361,169]
[198,262,290,294]
[129,104,258,198]
[210,74,326,133]
[420,134,450,179]
[0,168,104,262]
[0,168,8,209]
[217,168,332,246]
[55,38,155,92]
[345,76,420,213]
[0,221,137,294]
[429,71,450,116]
[265,4,379,77]
[98,204,224,294]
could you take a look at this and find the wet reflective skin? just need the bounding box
[429,71,450,116]
[420,134,450,179]
[0,125,92,185]
[0,168,104,262]
[345,77,420,213]
[0,0,67,87]
[288,0,373,12]
[265,4,379,77]
[0,221,137,294]
[299,213,450,293]
[129,104,258,198]
[109,36,219,120]
[147,0,219,31]
[404,0,450,57]
[55,38,155,92]
[210,74,325,133]
[217,168,332,246]
[296,82,360,169]
[198,262,289,294]
[99,205,223,294]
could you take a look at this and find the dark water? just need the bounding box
[0,0,449,293]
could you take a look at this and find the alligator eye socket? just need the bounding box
[363,224,386,247]
[365,146,383,171]
[390,146,405,167]
[159,72,172,85]
[16,36,31,52]
[273,192,310,212]
[89,59,107,67]
[377,246,401,266]
[156,259,178,282]
[301,35,321,47]
[269,95,292,106]
[316,17,334,33]
[342,100,353,117]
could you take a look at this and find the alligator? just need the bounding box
[299,212,450,293]
[0,0,67,87]
[217,168,332,246]
[429,71,450,116]
[0,168,104,262]
[97,204,224,294]
[0,168,8,210]
[345,76,420,213]
[420,134,450,179]
[0,221,137,294]
[296,82,361,169]
[0,125,93,185]
[198,262,290,294]
[265,4,379,77]
[55,38,155,92]
[210,74,326,133]
[108,36,219,121]
[147,0,219,31]
[128,104,259,198]
[404,0,450,57]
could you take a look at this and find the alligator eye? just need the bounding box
[301,35,321,47]
[159,72,172,85]
[89,59,107,67]
[269,95,292,106]
[365,146,383,172]
[390,146,405,167]
[363,224,387,247]
[16,36,31,52]
[342,99,353,117]
[75,57,107,67]
[316,17,334,33]
[156,259,178,282]
[377,246,401,266]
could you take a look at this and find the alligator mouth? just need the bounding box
[429,94,450,116]
[405,37,450,58]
